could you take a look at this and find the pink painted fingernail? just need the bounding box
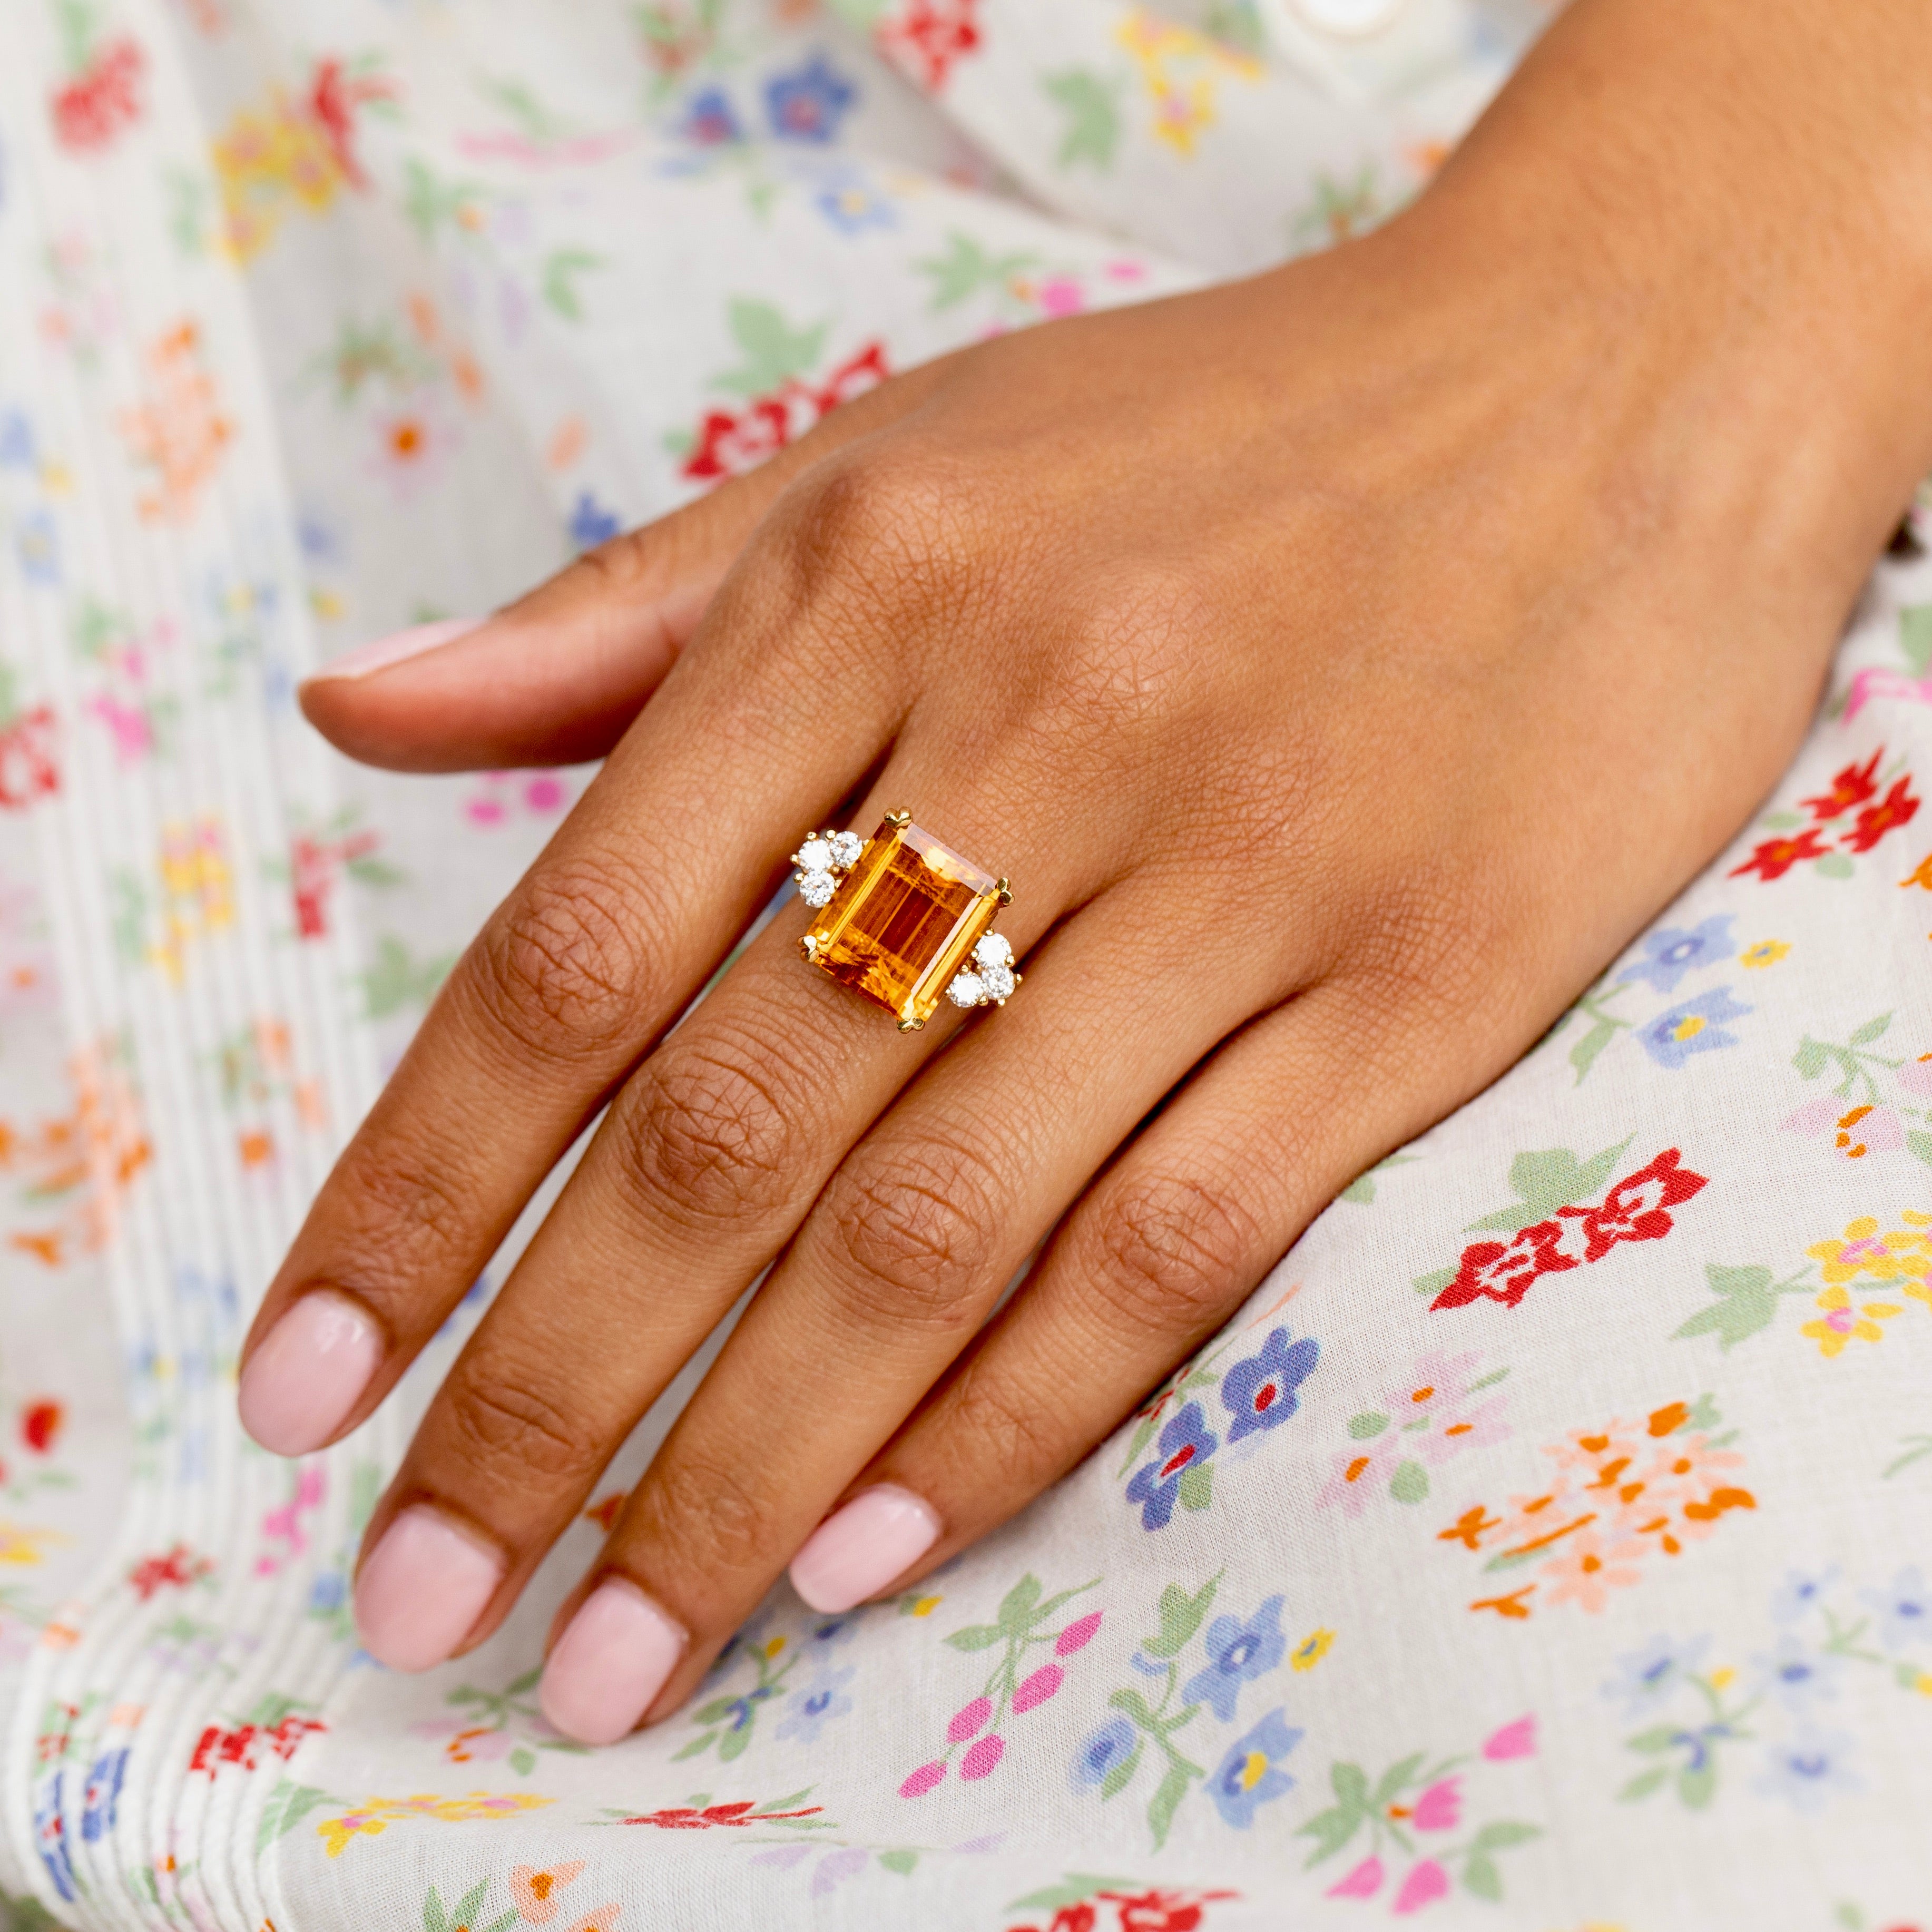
[355,1506,505,1672]
[309,616,485,682]
[788,1485,940,1614]
[237,1289,382,1456]
[540,1578,688,1745]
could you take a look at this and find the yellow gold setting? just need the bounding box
[792,815,1019,1031]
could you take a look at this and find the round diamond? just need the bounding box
[827,830,861,870]
[798,869,838,909]
[974,932,1012,972]
[792,837,832,875]
[947,970,985,1008]
[979,960,1015,1003]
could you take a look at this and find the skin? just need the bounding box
[245,0,1932,1730]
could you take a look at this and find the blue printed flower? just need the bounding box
[1220,1329,1319,1443]
[1181,1595,1286,1722]
[1753,1725,1862,1815]
[1208,1708,1302,1828]
[1070,1715,1136,1791]
[567,491,621,552]
[1124,1399,1218,1532]
[80,1749,127,1842]
[1618,914,1734,994]
[814,172,896,233]
[1600,1633,1709,1713]
[804,1611,861,1649]
[1771,1566,1840,1624]
[0,408,35,469]
[16,508,58,586]
[308,1570,346,1615]
[1862,1566,1929,1650]
[680,83,742,145]
[35,1771,74,1903]
[1751,1636,1842,1712]
[774,1664,854,1745]
[1635,986,1752,1070]
[764,54,856,144]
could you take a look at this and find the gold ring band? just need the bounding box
[793,812,1018,1032]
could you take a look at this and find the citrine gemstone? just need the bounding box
[803,818,1001,1028]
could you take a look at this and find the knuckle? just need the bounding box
[636,1454,772,1583]
[820,1136,1001,1319]
[609,1032,811,1230]
[781,454,977,621]
[319,1141,473,1317]
[442,1357,606,1486]
[940,1359,1073,1491]
[471,853,655,1058]
[1086,1171,1257,1337]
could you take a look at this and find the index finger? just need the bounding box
[237,529,899,1459]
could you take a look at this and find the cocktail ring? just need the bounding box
[793,811,1019,1033]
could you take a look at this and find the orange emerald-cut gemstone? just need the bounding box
[803,818,1001,1028]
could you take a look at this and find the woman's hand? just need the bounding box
[237,0,1932,1743]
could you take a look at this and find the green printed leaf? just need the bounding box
[1461,1853,1502,1902]
[1814,852,1856,879]
[452,1881,491,1932]
[1347,1411,1389,1440]
[878,1849,918,1875]
[1568,1016,1622,1085]
[1469,1821,1540,1853]
[1672,1263,1796,1351]
[1099,1739,1143,1800]
[1792,1036,1833,1081]
[1678,1762,1717,1809]
[996,1574,1044,1632]
[916,232,1038,310]
[1144,1576,1218,1659]
[1006,1877,1137,1911]
[1295,1802,1362,1867]
[1850,1013,1894,1045]
[1902,604,1932,675]
[944,1623,1005,1652]
[542,248,604,321]
[424,1888,449,1932]
[1466,1138,1633,1232]
[1146,1761,1191,1850]
[1107,1688,1159,1729]
[1388,1460,1429,1505]
[1042,68,1120,170]
[478,1912,518,1932]
[1369,1753,1425,1808]
[690,1695,742,1725]
[1909,1130,1932,1170]
[1412,1266,1456,1298]
[1122,1414,1158,1468]
[508,1748,535,1775]
[672,1730,716,1761]
[1759,810,1804,830]
[715,299,826,397]
[255,1781,334,1852]
[1617,1764,1670,1802]
[1177,1463,1213,1512]
[1625,1724,1678,1754]
[717,1722,751,1763]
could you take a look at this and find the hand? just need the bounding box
[237,0,1932,1743]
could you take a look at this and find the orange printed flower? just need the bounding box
[510,1862,584,1924]
[1538,1527,1645,1613]
[119,323,233,526]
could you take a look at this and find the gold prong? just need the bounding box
[897,1015,926,1033]
[995,877,1012,906]
[799,936,817,961]
[886,809,911,828]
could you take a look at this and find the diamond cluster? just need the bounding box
[791,828,864,908]
[946,931,1017,1009]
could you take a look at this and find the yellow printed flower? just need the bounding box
[0,1523,64,1566]
[1739,939,1789,968]
[1800,1284,1904,1357]
[318,1792,552,1857]
[1290,1627,1335,1671]
[1806,1215,1932,1288]
[1115,9,1259,159]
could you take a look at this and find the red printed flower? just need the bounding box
[878,0,983,91]
[307,56,396,191]
[681,397,795,483]
[1842,774,1920,852]
[1430,1220,1579,1311]
[50,36,146,152]
[21,1400,63,1454]
[1729,826,1831,881]
[1800,749,1881,821]
[621,1800,821,1828]
[0,704,60,810]
[816,342,890,414]
[129,1544,214,1601]
[1557,1148,1708,1261]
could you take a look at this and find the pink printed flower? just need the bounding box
[947,1696,992,1742]
[1012,1665,1063,1713]
[1036,276,1085,318]
[1325,1856,1384,1899]
[899,1760,946,1798]
[1537,1527,1645,1612]
[1056,1611,1103,1655]
[561,1907,620,1932]
[1410,1776,1461,1831]
[959,1732,1005,1780]
[1391,1861,1450,1915]
[1482,1714,1536,1760]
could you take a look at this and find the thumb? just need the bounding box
[299,361,944,773]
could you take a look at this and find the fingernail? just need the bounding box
[309,616,485,682]
[788,1485,940,1614]
[355,1505,505,1672]
[237,1289,382,1456]
[540,1578,688,1745]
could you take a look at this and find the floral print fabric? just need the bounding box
[1,0,1929,1926]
